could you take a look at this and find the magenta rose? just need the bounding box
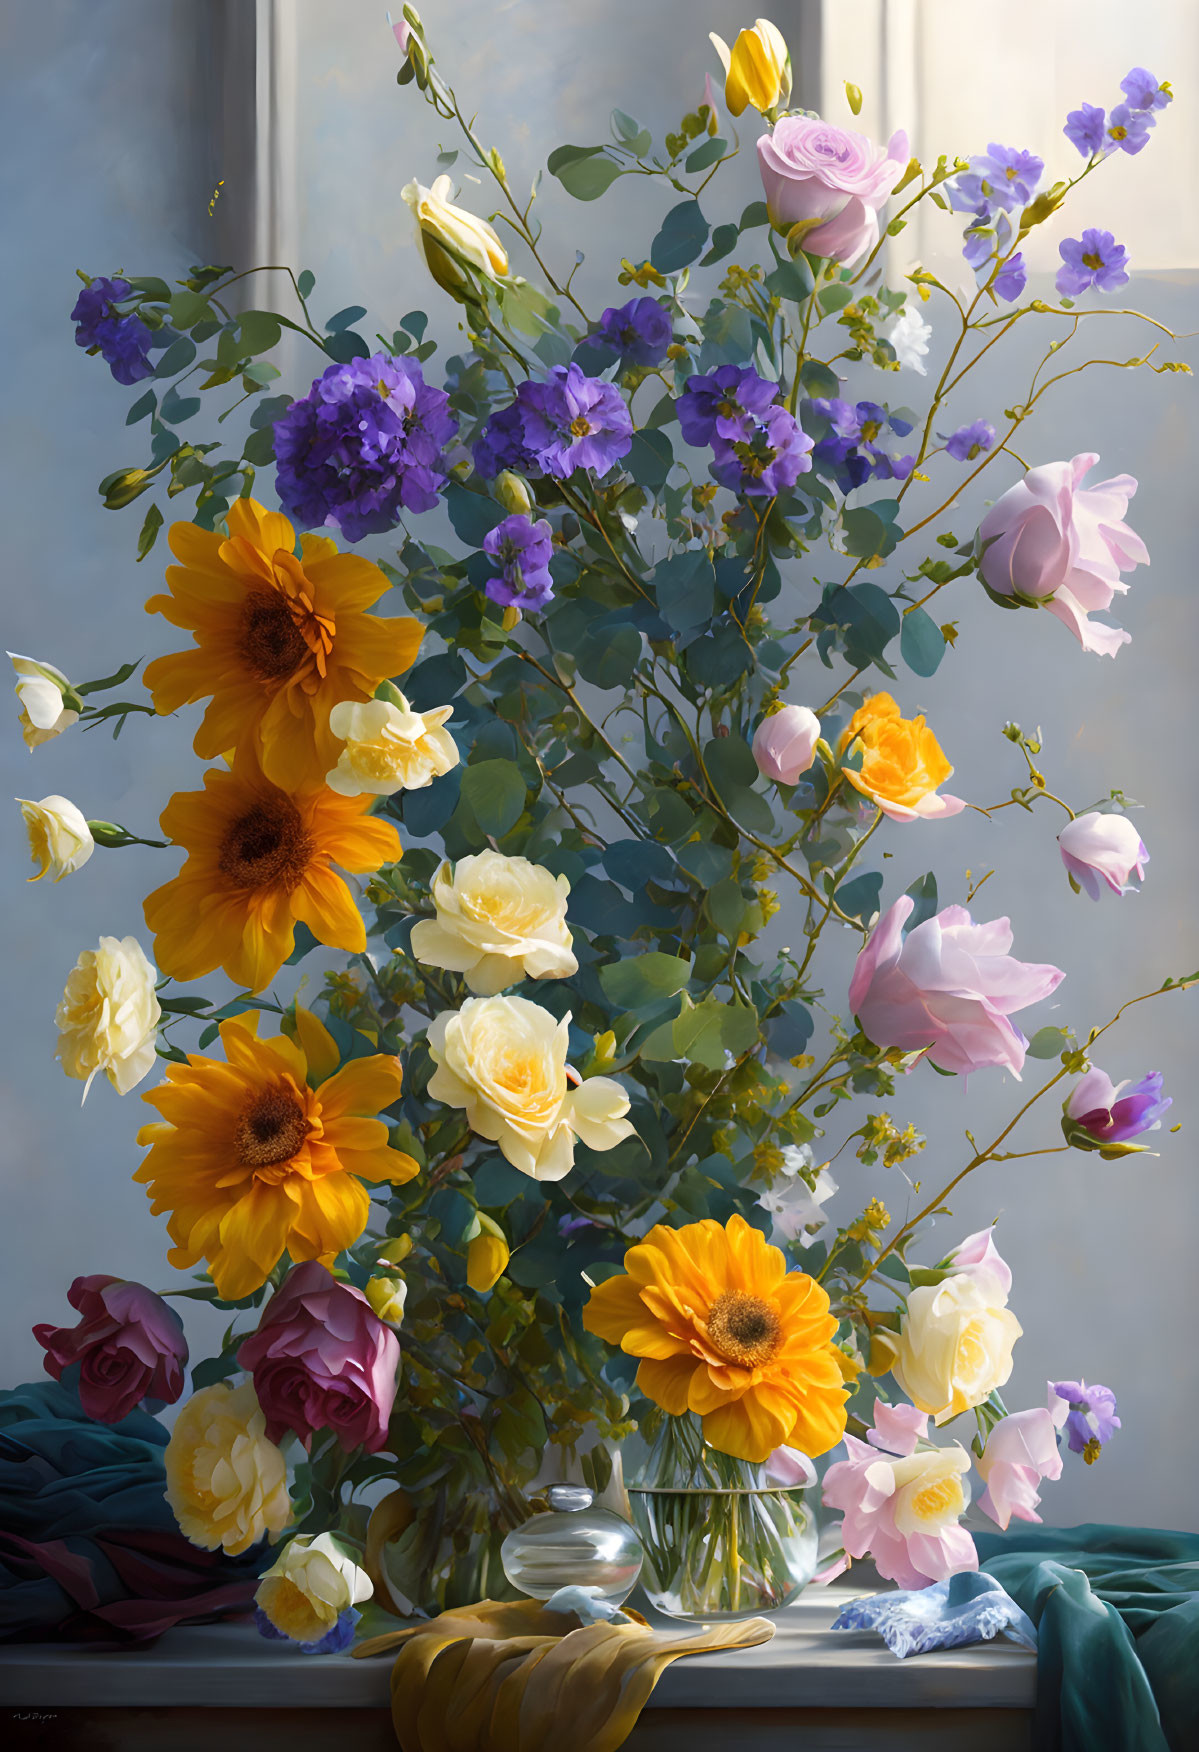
[756,116,908,265]
[33,1275,188,1423]
[849,896,1064,1078]
[978,453,1148,657]
[237,1262,400,1454]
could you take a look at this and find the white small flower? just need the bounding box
[758,1166,838,1244]
[885,306,931,374]
[780,1142,814,1177]
[17,795,94,882]
[8,652,79,749]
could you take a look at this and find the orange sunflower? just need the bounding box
[144,755,400,992]
[583,1213,848,1464]
[136,1010,417,1301]
[143,498,423,789]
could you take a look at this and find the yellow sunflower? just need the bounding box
[583,1213,847,1464]
[144,755,400,992]
[142,499,423,789]
[839,692,965,823]
[136,1010,418,1300]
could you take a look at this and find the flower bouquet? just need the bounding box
[14,7,1189,1649]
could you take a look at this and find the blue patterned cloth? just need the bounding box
[832,1569,1038,1659]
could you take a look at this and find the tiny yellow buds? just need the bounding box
[467,1220,510,1293]
[500,605,521,632]
[365,1274,408,1325]
[592,1029,618,1069]
[378,1234,413,1266]
[618,258,667,289]
[845,82,863,116]
[494,469,533,516]
[710,19,792,119]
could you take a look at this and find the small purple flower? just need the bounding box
[473,401,535,479]
[945,420,996,462]
[514,364,633,479]
[274,352,456,542]
[1064,103,1106,158]
[993,252,1028,303]
[808,398,914,491]
[254,1605,360,1654]
[1104,104,1154,155]
[558,1213,601,1238]
[946,144,1044,217]
[676,365,779,447]
[595,297,673,367]
[71,276,154,386]
[1120,69,1171,113]
[1056,230,1130,298]
[483,513,555,611]
[1052,1381,1120,1462]
[1064,1067,1171,1155]
[710,404,813,497]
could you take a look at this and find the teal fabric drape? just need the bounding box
[974,1523,1199,1752]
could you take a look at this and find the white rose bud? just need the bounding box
[8,652,80,749]
[17,795,95,882]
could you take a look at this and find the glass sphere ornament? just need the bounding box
[500,1483,644,1608]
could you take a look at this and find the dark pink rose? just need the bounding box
[33,1274,188,1423]
[237,1261,400,1454]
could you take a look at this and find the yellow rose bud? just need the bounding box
[839,692,964,824]
[364,1273,408,1325]
[401,174,508,302]
[500,605,521,632]
[710,18,791,118]
[56,934,161,1100]
[378,1234,413,1266]
[467,1230,510,1293]
[325,694,458,797]
[494,470,534,516]
[17,794,94,882]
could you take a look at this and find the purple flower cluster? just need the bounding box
[1056,229,1130,297]
[473,364,633,482]
[483,513,555,611]
[255,1606,360,1655]
[945,419,995,462]
[71,276,154,386]
[962,214,1027,304]
[594,297,673,367]
[274,352,456,542]
[945,144,1044,218]
[1052,1381,1121,1463]
[808,398,915,492]
[1065,68,1172,160]
[677,366,813,498]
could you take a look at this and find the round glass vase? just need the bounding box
[627,1414,819,1622]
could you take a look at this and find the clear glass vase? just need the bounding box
[627,1413,819,1622]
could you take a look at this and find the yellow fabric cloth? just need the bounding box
[354,1596,774,1752]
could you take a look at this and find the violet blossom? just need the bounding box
[1064,103,1107,158]
[676,364,779,447]
[808,398,914,491]
[710,404,813,496]
[1052,1381,1121,1461]
[594,297,673,367]
[1062,1066,1170,1156]
[483,513,556,611]
[71,276,154,386]
[945,420,995,462]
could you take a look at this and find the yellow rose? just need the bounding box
[165,1382,292,1556]
[401,174,509,299]
[410,851,578,995]
[325,695,458,796]
[8,651,79,749]
[427,995,634,1181]
[891,1274,1021,1424]
[839,692,965,823]
[364,1273,408,1325]
[710,18,791,117]
[467,1218,509,1292]
[255,1532,372,1644]
[18,794,94,882]
[55,934,162,1099]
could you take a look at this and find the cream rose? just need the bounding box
[255,1532,372,1644]
[18,794,95,882]
[325,695,458,796]
[427,995,634,1180]
[410,851,578,994]
[402,174,509,295]
[55,934,162,1099]
[8,652,79,749]
[891,1273,1021,1424]
[888,1443,973,1538]
[165,1382,293,1556]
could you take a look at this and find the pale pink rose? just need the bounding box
[978,454,1148,657]
[756,117,909,266]
[1058,812,1148,901]
[822,1401,977,1590]
[946,1228,1012,1301]
[976,1406,1063,1530]
[752,704,820,785]
[849,897,1065,1078]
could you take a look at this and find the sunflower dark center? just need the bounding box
[238,590,309,681]
[236,1088,310,1169]
[706,1290,782,1367]
[218,794,312,890]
